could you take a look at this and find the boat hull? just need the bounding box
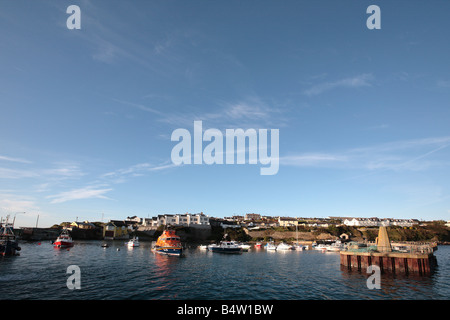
[1,223,21,256]
[153,247,182,256]
[53,241,74,248]
[277,244,293,250]
[127,241,140,247]
[0,241,21,256]
[210,247,242,254]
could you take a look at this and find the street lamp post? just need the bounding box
[13,212,26,227]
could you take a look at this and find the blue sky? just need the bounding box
[1,0,450,227]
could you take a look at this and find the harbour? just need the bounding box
[0,239,448,300]
[2,2,450,316]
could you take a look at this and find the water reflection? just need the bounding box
[150,252,183,298]
[1,242,447,300]
[340,266,436,299]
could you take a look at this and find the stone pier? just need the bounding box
[340,250,437,275]
[340,227,437,275]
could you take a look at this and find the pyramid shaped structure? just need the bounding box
[376,226,392,252]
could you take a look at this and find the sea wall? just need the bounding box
[20,227,103,241]
[20,228,59,241]
[340,251,437,275]
[246,229,337,241]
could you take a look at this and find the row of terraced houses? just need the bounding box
[100,213,426,239]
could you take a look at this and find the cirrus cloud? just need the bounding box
[303,73,374,96]
[46,186,113,204]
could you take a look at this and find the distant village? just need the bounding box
[48,213,449,239]
[9,211,449,241]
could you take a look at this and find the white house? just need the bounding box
[149,212,210,227]
[343,217,418,227]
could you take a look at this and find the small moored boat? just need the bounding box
[53,228,74,248]
[127,236,140,247]
[313,243,328,252]
[293,244,306,251]
[233,241,251,251]
[326,240,344,252]
[0,218,21,256]
[209,241,242,254]
[277,242,293,251]
[265,242,277,251]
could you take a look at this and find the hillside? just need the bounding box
[245,222,450,243]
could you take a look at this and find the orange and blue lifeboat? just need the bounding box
[153,229,182,256]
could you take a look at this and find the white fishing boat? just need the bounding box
[265,242,277,251]
[313,243,328,251]
[127,236,140,247]
[326,240,344,252]
[277,242,293,250]
[198,244,208,250]
[232,241,251,251]
[293,244,306,251]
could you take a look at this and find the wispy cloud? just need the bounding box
[42,163,85,179]
[92,39,118,64]
[437,80,450,88]
[46,186,113,204]
[151,95,286,128]
[367,124,389,130]
[0,193,40,215]
[101,162,176,184]
[303,73,374,96]
[0,150,176,205]
[0,155,32,164]
[43,160,176,204]
[280,153,347,167]
[351,137,450,155]
[0,162,84,181]
[111,98,164,116]
[281,136,450,172]
[222,101,270,120]
[0,167,40,179]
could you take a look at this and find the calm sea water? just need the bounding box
[0,241,449,300]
